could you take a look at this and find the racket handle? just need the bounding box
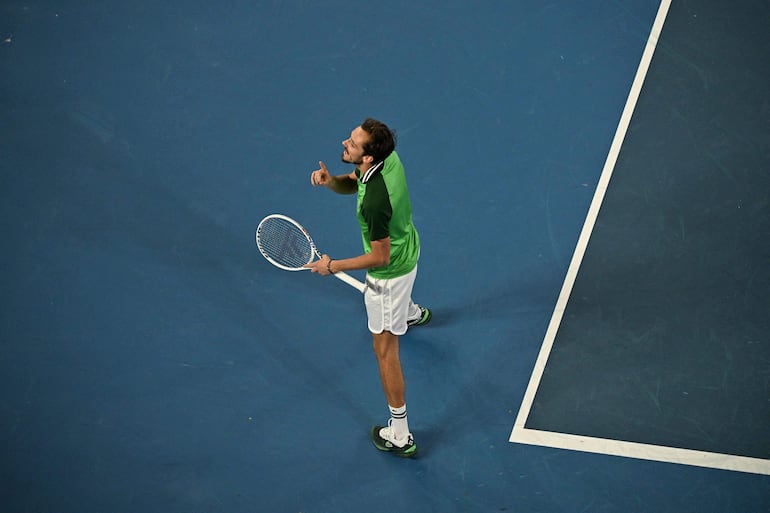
[334,271,367,293]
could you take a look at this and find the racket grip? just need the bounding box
[334,271,367,293]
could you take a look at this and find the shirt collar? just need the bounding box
[359,160,384,184]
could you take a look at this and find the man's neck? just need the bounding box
[358,160,386,184]
[358,161,374,174]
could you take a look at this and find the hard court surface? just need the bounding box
[1,1,768,512]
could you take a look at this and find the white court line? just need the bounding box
[512,428,770,475]
[509,0,770,476]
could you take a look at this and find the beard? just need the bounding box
[341,149,363,166]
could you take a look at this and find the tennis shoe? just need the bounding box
[407,305,432,327]
[371,422,418,458]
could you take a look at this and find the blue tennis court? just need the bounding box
[2,1,768,512]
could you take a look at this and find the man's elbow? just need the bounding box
[370,238,391,267]
[371,253,390,267]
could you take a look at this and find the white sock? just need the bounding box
[389,404,410,440]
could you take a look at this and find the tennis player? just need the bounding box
[306,118,431,458]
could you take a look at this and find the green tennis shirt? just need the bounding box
[355,151,420,279]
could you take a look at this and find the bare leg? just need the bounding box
[372,330,405,408]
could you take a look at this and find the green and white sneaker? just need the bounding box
[371,423,418,458]
[407,305,432,327]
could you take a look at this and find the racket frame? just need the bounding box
[256,214,367,293]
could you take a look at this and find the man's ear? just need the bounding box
[362,154,374,165]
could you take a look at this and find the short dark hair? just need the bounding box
[360,118,396,163]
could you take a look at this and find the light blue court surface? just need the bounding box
[2,1,768,512]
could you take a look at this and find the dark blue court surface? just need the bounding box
[1,1,768,512]
[522,0,770,467]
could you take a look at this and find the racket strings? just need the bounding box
[258,218,314,269]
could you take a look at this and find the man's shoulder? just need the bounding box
[384,151,402,167]
[382,151,406,181]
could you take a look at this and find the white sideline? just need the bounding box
[508,0,770,476]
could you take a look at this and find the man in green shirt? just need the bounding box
[307,118,431,458]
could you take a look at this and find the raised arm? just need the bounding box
[310,161,358,195]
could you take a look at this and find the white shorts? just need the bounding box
[364,265,421,336]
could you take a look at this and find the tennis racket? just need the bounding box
[256,214,367,293]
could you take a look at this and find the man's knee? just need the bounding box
[372,331,398,360]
